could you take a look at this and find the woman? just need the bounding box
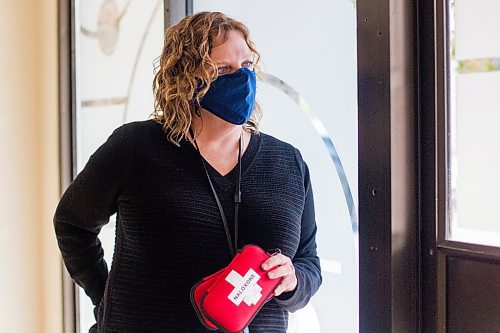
[53,11,322,333]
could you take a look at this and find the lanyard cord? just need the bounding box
[190,127,242,258]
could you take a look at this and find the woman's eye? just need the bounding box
[217,62,253,75]
[217,67,229,74]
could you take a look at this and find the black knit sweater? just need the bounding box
[53,119,322,332]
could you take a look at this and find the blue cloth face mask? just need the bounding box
[199,67,256,125]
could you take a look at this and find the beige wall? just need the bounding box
[0,1,63,332]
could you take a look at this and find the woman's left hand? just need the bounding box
[260,253,297,296]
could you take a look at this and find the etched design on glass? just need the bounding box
[260,72,359,235]
[80,0,133,55]
[79,0,162,124]
[121,0,162,122]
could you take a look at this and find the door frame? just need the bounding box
[357,0,419,332]
[419,1,500,332]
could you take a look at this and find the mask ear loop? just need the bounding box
[194,106,201,117]
[192,78,206,117]
[192,94,202,117]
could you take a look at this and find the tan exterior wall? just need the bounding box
[0,1,63,332]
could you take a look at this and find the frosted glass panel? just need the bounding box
[449,0,500,247]
[455,0,500,60]
[75,0,164,331]
[193,1,359,332]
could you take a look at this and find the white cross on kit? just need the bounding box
[225,268,263,306]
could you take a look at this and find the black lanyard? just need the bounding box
[190,127,242,258]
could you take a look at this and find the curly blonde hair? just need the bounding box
[150,11,262,147]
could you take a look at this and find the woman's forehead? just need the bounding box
[210,30,253,62]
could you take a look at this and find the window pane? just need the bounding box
[448,0,500,247]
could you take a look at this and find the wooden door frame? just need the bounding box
[419,1,500,332]
[357,0,419,332]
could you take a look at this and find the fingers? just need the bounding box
[266,262,294,279]
[261,253,291,271]
[260,253,298,296]
[273,274,297,296]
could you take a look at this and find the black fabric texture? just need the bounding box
[53,119,322,332]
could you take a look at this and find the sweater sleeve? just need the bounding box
[53,125,124,306]
[273,149,323,312]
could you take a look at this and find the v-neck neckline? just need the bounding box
[182,129,261,191]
